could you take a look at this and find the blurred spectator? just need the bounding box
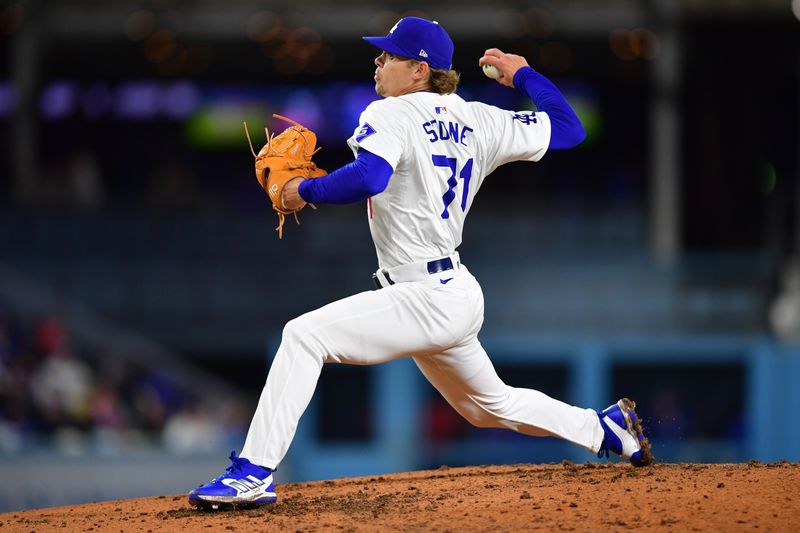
[768,257,800,344]
[28,317,93,432]
[90,383,125,430]
[162,402,224,454]
[0,313,249,456]
[133,370,184,432]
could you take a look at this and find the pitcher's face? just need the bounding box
[373,51,420,97]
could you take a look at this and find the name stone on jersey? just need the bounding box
[421,119,474,147]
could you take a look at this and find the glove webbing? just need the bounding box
[244,115,322,161]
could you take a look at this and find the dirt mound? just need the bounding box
[2,461,798,532]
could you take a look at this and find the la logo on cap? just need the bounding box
[363,17,454,71]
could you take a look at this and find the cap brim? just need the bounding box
[362,36,416,61]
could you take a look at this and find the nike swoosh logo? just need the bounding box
[440,278,454,284]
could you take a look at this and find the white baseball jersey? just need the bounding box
[347,92,551,269]
[242,89,604,472]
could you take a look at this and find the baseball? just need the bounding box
[482,63,501,79]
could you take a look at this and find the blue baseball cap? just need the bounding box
[363,17,454,71]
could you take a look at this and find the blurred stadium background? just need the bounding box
[1,0,799,512]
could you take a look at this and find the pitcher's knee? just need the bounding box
[281,317,305,345]
[280,316,324,364]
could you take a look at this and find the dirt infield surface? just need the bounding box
[2,461,798,532]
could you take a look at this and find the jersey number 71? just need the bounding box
[433,154,474,219]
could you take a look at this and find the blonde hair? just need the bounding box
[429,68,460,94]
[396,53,460,94]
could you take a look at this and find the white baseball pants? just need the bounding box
[241,262,605,469]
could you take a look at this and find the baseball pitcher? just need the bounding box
[189,17,653,510]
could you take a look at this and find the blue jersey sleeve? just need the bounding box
[298,149,393,204]
[513,67,586,150]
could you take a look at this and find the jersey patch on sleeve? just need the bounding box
[512,112,538,125]
[355,122,377,142]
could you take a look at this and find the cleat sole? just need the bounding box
[189,496,276,511]
[619,398,654,467]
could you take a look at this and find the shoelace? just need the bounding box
[200,451,263,488]
[225,450,249,475]
[207,451,248,482]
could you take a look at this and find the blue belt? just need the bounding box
[372,257,455,290]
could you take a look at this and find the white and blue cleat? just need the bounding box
[188,451,277,510]
[597,398,654,467]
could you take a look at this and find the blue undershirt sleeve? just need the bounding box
[298,149,393,204]
[513,67,586,150]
